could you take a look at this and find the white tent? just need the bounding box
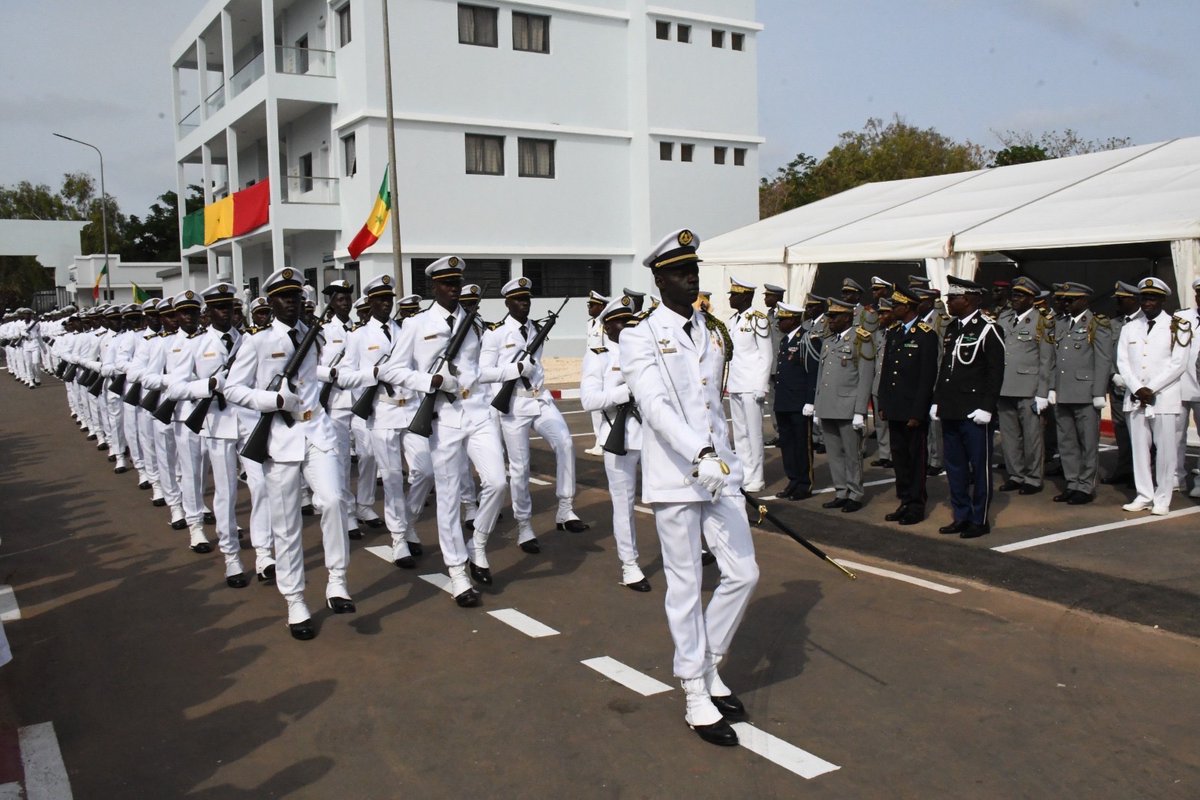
[700,136,1200,308]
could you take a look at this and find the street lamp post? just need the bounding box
[53,132,111,305]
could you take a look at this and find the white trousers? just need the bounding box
[429,413,508,567]
[137,407,159,484]
[204,436,241,561]
[652,496,758,679]
[369,427,412,537]
[239,455,274,571]
[105,391,127,465]
[1129,408,1178,511]
[328,408,359,530]
[154,420,183,510]
[88,390,108,444]
[174,420,205,525]
[499,401,576,522]
[265,439,349,603]
[1176,401,1200,484]
[21,347,40,384]
[351,416,378,515]
[122,399,143,473]
[603,449,641,567]
[729,392,765,490]
[405,431,436,524]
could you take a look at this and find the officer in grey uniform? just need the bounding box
[869,277,895,466]
[762,282,785,445]
[841,277,868,329]
[1050,281,1114,504]
[812,297,876,512]
[802,294,828,452]
[996,277,1055,494]
[1103,281,1142,485]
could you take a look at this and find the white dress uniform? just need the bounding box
[580,295,648,589]
[223,268,352,636]
[161,296,208,538]
[113,308,148,481]
[125,304,165,504]
[622,229,759,744]
[480,279,583,538]
[1116,278,1192,514]
[584,290,609,454]
[1173,285,1200,494]
[99,310,131,472]
[19,315,42,386]
[139,302,187,527]
[725,281,772,493]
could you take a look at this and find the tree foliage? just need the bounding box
[991,128,1133,162]
[124,186,203,262]
[0,255,54,310]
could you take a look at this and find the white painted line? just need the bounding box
[581,656,673,696]
[19,722,74,800]
[0,782,22,800]
[815,477,896,494]
[561,409,591,416]
[531,432,592,441]
[993,506,1200,553]
[0,586,20,621]
[635,505,653,515]
[529,476,552,486]
[488,608,560,638]
[364,545,392,563]
[731,722,840,779]
[419,573,454,595]
[834,560,961,595]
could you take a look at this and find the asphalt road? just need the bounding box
[1,378,1198,798]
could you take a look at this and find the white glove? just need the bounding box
[1048,390,1057,406]
[929,404,939,421]
[1112,373,1127,391]
[967,409,992,426]
[1092,396,1107,410]
[696,457,727,495]
[277,386,302,413]
[438,374,459,394]
[210,373,227,394]
[852,413,865,431]
[1034,396,1049,415]
[813,416,821,427]
[754,391,767,405]
[802,403,814,417]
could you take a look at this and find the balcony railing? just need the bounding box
[283,175,339,204]
[276,45,335,78]
[229,51,265,97]
[205,83,226,114]
[178,104,201,134]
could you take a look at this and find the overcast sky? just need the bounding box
[2,0,1197,217]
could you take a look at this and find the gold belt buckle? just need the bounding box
[396,398,407,407]
[461,389,471,399]
[301,410,313,422]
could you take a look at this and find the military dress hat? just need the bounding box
[352,295,370,313]
[774,301,803,319]
[398,293,422,310]
[460,284,481,301]
[601,294,637,322]
[642,228,701,270]
[1010,277,1041,296]
[363,274,396,298]
[121,303,142,316]
[728,277,756,294]
[946,275,984,296]
[892,286,920,305]
[826,297,854,314]
[870,275,894,291]
[249,296,270,313]
[992,279,1011,288]
[698,290,712,299]
[804,292,826,307]
[1113,281,1139,298]
[174,289,203,310]
[763,282,786,296]
[1192,277,1200,290]
[140,299,160,314]
[264,267,304,296]
[425,256,465,281]
[878,297,895,312]
[1054,281,1092,297]
[623,287,645,299]
[104,305,123,317]
[908,274,932,288]
[302,285,317,308]
[502,277,533,298]
[1137,276,1171,296]
[323,279,353,295]
[586,290,609,305]
[201,282,237,304]
[841,277,865,294]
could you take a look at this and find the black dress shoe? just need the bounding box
[152,498,167,507]
[1018,484,1043,495]
[938,520,968,535]
[138,480,151,490]
[203,511,216,525]
[360,517,383,529]
[408,542,423,557]
[624,578,652,592]
[455,588,481,608]
[1052,492,1072,502]
[871,458,893,468]
[557,519,589,532]
[191,541,213,554]
[469,561,493,586]
[998,479,1022,492]
[300,504,315,516]
[822,497,847,509]
[520,539,541,554]
[289,619,316,641]
[787,489,813,501]
[700,547,716,566]
[764,437,779,447]
[226,573,249,589]
[841,499,863,513]
[107,454,117,463]
[710,694,746,720]
[689,718,739,747]
[898,513,924,526]
[884,505,906,521]
[87,434,97,441]
[1067,491,1094,505]
[393,555,415,569]
[327,596,356,614]
[960,523,991,539]
[257,565,277,584]
[171,519,187,530]
[113,466,128,474]
[348,528,363,541]
[813,444,826,454]
[97,442,109,451]
[926,466,943,477]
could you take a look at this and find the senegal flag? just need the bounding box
[131,282,150,304]
[92,261,108,302]
[347,169,391,260]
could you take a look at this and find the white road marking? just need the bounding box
[581,656,673,696]
[992,506,1200,553]
[488,608,560,637]
[529,477,552,486]
[0,782,21,800]
[531,432,593,441]
[364,545,393,563]
[814,477,896,494]
[0,586,20,621]
[731,723,840,779]
[419,573,454,595]
[833,560,961,594]
[19,722,74,800]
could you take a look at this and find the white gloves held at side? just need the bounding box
[802,403,814,417]
[929,404,939,421]
[696,456,728,495]
[1092,396,1107,410]
[1033,396,1049,415]
[852,413,865,431]
[967,409,992,426]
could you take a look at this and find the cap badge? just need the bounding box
[382,274,391,284]
[218,284,228,293]
[677,229,694,247]
[519,277,530,288]
[621,295,631,306]
[282,268,294,280]
[448,257,460,268]
[185,290,195,299]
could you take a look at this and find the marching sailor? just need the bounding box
[584,289,609,456]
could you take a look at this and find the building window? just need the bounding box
[731,32,745,51]
[677,24,691,43]
[522,259,611,298]
[513,11,549,53]
[412,258,511,298]
[711,29,725,48]
[659,141,673,161]
[342,133,357,177]
[458,4,498,47]
[465,134,505,175]
[337,4,352,47]
[518,138,555,178]
[296,34,309,73]
[299,152,314,190]
[680,143,694,162]
[734,147,746,166]
[655,20,670,40]
[713,147,727,165]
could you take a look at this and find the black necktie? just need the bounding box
[683,320,694,343]
[1147,318,1156,333]
[446,314,455,330]
[382,323,391,342]
[288,328,301,351]
[221,333,233,352]
[520,324,529,340]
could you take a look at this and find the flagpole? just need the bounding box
[381,0,403,291]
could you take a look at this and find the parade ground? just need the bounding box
[0,377,1198,799]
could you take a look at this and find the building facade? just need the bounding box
[171,0,761,352]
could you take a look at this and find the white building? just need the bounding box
[70,255,175,307]
[171,0,762,352]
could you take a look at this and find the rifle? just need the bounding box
[62,363,78,382]
[123,380,142,407]
[407,303,482,439]
[239,315,327,464]
[491,298,569,414]
[602,400,641,456]
[318,349,346,412]
[108,372,127,396]
[350,352,392,420]
[54,361,67,379]
[184,333,245,434]
[152,392,178,424]
[140,385,162,412]
[87,370,106,397]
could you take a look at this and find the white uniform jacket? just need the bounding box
[223,319,338,461]
[339,317,417,430]
[622,306,742,504]
[725,309,771,395]
[1117,312,1191,414]
[580,342,642,451]
[166,326,245,439]
[480,316,552,417]
[586,316,605,351]
[318,315,355,411]
[1175,308,1200,402]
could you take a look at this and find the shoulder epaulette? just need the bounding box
[187,331,202,339]
[486,321,504,331]
[251,326,269,335]
[917,322,933,333]
[590,346,608,354]
[157,331,170,337]
[856,326,871,340]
